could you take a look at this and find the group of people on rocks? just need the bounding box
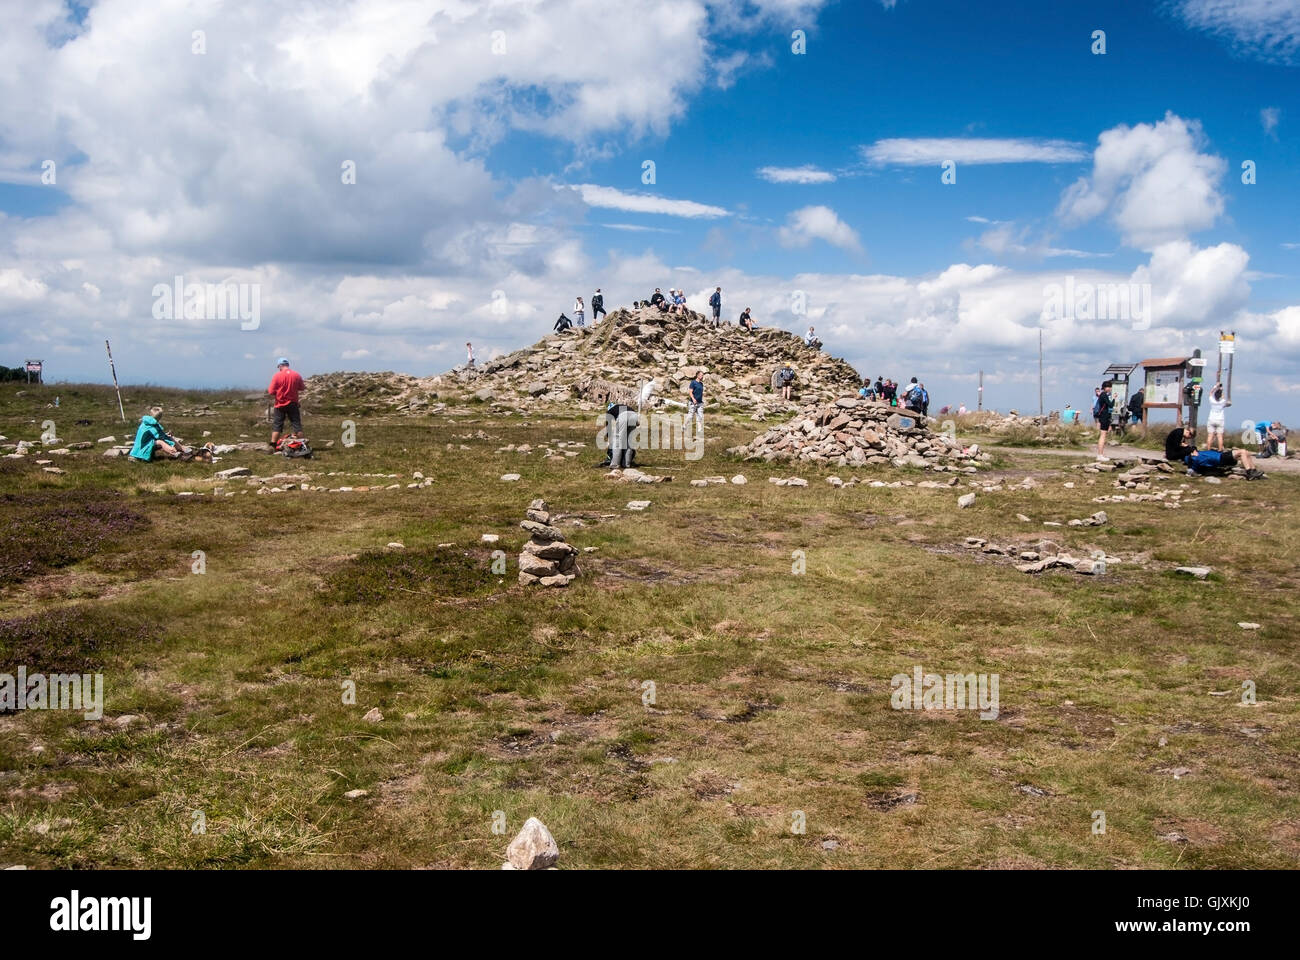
[859,375,930,416]
[553,289,608,332]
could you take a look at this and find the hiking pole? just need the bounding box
[105,339,126,422]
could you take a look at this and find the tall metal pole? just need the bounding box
[978,370,983,411]
[105,339,126,422]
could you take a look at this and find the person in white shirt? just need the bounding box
[1206,382,1229,451]
[466,342,474,368]
[574,296,585,327]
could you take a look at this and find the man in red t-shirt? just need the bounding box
[268,357,306,449]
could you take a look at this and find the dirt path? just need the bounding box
[995,443,1300,473]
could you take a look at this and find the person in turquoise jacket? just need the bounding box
[129,407,181,461]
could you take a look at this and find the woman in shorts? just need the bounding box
[1206,382,1229,451]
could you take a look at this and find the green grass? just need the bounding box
[0,381,1297,869]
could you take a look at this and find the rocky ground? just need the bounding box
[305,305,863,419]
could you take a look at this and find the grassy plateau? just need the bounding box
[1,382,1297,869]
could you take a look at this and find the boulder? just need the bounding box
[506,817,560,870]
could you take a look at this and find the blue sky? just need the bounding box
[1,0,1298,420]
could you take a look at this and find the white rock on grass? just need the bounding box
[1174,566,1212,579]
[957,492,976,508]
[626,500,651,511]
[362,707,383,723]
[730,474,746,484]
[505,817,560,870]
[500,473,521,482]
[1237,622,1261,630]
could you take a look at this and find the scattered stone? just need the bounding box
[730,395,988,470]
[1174,566,1212,580]
[481,534,500,543]
[626,500,651,511]
[500,473,521,482]
[362,708,384,723]
[215,466,252,479]
[97,436,116,443]
[730,474,747,484]
[505,817,560,870]
[386,542,405,549]
[343,789,369,799]
[957,492,976,508]
[1237,622,1261,630]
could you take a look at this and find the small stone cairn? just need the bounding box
[517,499,579,587]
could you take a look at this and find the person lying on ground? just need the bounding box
[1169,426,1263,477]
[1187,445,1263,478]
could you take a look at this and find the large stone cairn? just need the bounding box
[517,499,579,587]
[729,396,989,471]
[300,305,863,417]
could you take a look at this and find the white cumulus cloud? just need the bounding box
[778,206,862,251]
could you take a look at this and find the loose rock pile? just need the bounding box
[729,397,989,470]
[478,306,863,415]
[518,499,579,587]
[303,306,863,417]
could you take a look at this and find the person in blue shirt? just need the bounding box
[688,370,705,431]
[708,287,721,325]
[128,406,181,462]
[1256,420,1282,457]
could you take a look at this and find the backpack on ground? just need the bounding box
[280,438,313,458]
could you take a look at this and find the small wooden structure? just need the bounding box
[24,360,43,384]
[1101,362,1139,409]
[1138,356,1193,426]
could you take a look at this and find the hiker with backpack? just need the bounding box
[777,362,795,400]
[591,289,606,322]
[918,383,930,418]
[268,357,306,452]
[1093,382,1114,460]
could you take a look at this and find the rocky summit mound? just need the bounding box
[302,371,447,415]
[729,397,990,471]
[455,306,862,416]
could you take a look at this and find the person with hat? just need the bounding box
[268,357,306,450]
